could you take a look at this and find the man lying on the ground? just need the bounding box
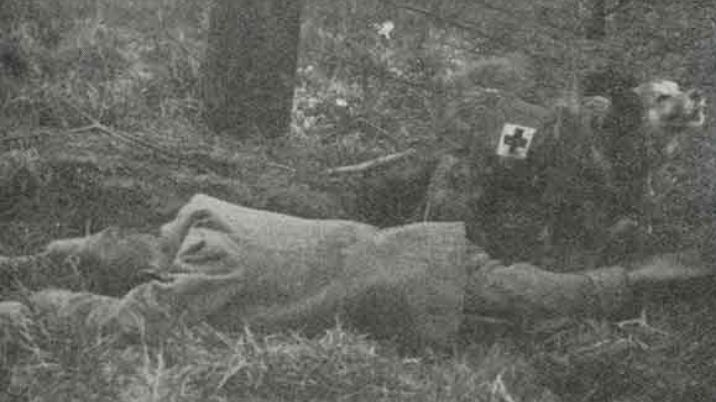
[1,194,713,361]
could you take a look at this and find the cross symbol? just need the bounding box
[503,127,528,154]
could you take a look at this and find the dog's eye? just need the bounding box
[656,94,671,102]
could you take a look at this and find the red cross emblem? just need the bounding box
[496,123,536,159]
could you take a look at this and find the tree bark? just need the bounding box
[202,0,303,139]
[586,0,607,40]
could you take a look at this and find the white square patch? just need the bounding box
[496,123,536,159]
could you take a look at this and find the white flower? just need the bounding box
[374,21,395,40]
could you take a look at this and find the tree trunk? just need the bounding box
[585,0,607,40]
[202,0,303,139]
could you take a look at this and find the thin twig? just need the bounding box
[61,99,182,161]
[67,124,101,134]
[266,161,296,173]
[354,117,401,149]
[324,149,416,174]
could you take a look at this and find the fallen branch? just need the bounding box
[324,149,416,174]
[67,124,100,134]
[61,100,186,163]
[354,117,401,149]
[266,161,296,173]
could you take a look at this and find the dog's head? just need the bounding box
[633,80,706,130]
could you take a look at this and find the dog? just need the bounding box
[633,80,706,198]
[591,77,706,205]
[543,74,708,267]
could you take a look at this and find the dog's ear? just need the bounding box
[632,80,683,103]
[631,81,669,104]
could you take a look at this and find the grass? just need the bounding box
[4,319,558,402]
[1,0,716,400]
[5,290,716,401]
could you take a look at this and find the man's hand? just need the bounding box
[627,250,714,285]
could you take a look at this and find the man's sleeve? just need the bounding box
[464,255,633,321]
[110,273,247,340]
[24,272,247,343]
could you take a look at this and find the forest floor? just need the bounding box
[1,122,716,402]
[2,0,716,399]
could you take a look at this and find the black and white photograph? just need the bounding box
[1,0,715,400]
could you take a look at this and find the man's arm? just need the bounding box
[464,248,714,323]
[16,272,247,344]
[464,256,632,320]
[101,272,247,342]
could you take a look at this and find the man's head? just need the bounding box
[44,227,169,297]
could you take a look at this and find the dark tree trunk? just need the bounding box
[697,25,716,124]
[586,0,607,40]
[202,0,303,139]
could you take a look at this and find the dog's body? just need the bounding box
[590,77,706,214]
[632,80,706,199]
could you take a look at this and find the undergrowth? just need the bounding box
[5,319,557,402]
[0,0,716,401]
